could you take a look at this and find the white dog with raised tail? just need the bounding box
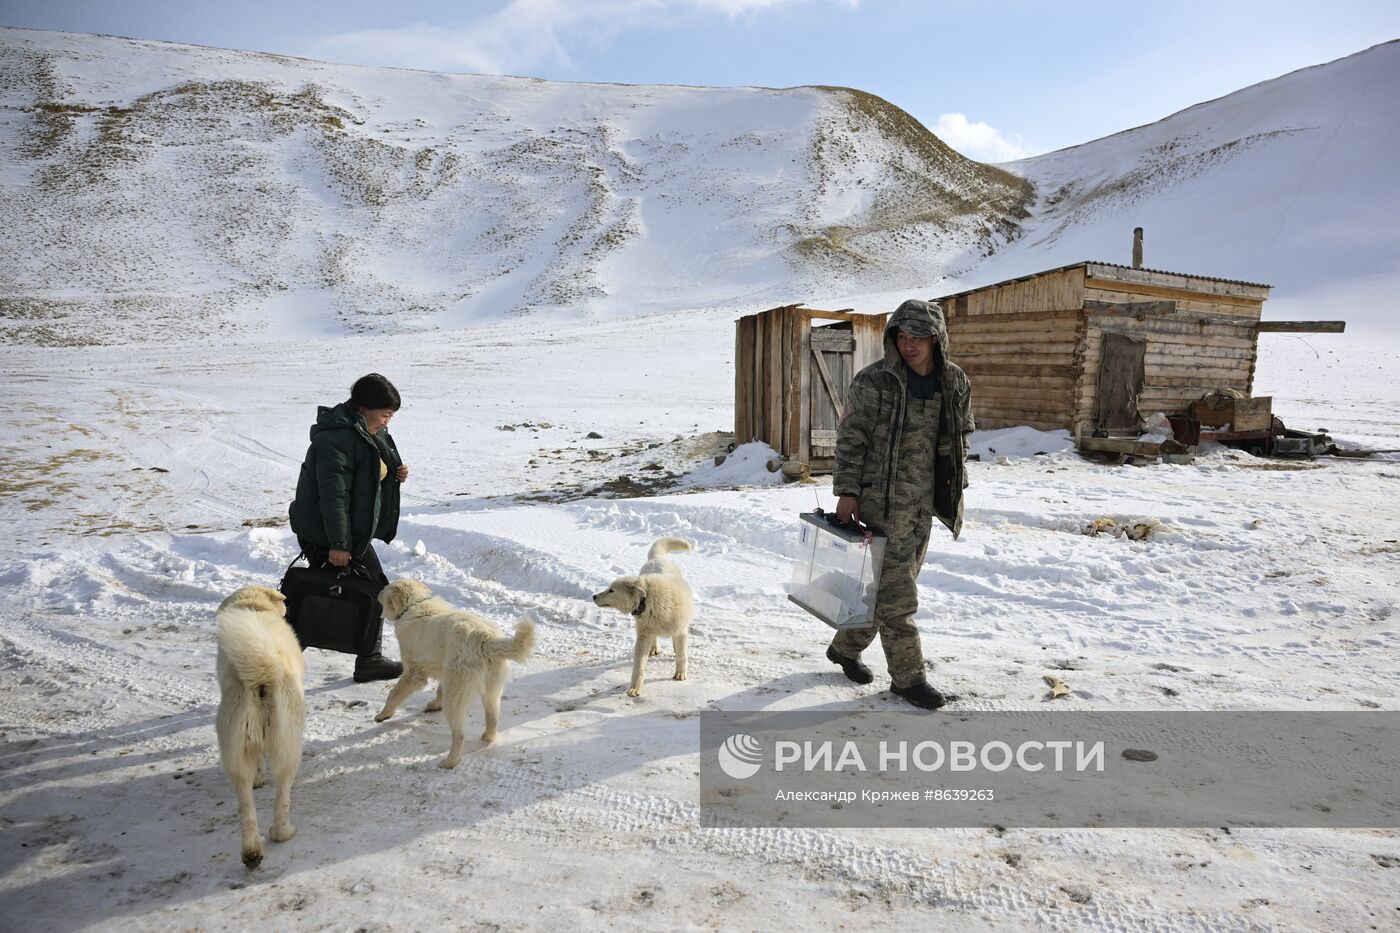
[375,580,536,769]
[215,585,305,869]
[592,537,694,697]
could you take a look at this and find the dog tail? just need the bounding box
[217,608,302,772]
[483,614,536,664]
[218,608,291,693]
[647,536,692,560]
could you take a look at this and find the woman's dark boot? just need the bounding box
[354,615,402,682]
[353,653,403,682]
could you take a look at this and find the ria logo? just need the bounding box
[717,733,764,779]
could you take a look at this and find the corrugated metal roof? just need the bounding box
[1087,261,1272,289]
[933,261,1272,303]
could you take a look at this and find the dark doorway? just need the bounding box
[1096,332,1146,432]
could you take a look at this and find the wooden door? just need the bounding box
[808,324,855,462]
[1096,331,1146,432]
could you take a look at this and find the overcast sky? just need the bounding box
[4,0,1397,161]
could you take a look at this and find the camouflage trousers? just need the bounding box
[830,504,933,688]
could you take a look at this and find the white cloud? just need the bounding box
[305,0,858,75]
[693,0,858,15]
[932,112,1033,163]
[306,2,581,75]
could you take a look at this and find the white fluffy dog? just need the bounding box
[375,580,536,769]
[592,537,693,697]
[215,585,305,869]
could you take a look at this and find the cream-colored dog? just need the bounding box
[215,585,305,869]
[592,537,693,697]
[375,580,535,769]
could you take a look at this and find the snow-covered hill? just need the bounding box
[985,40,1400,330]
[4,29,1396,343]
[0,28,1027,343]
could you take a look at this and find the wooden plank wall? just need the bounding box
[734,312,753,443]
[1073,275,1263,432]
[735,305,788,452]
[735,306,890,465]
[772,311,781,446]
[931,265,1272,432]
[851,313,889,373]
[794,308,810,463]
[769,307,785,456]
[1084,264,1270,303]
[783,305,802,461]
[942,268,1086,430]
[1083,274,1265,321]
[1073,313,1258,431]
[948,266,1086,317]
[955,308,1083,429]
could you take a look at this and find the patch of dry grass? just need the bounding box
[796,86,1035,270]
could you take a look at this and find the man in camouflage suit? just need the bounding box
[826,299,973,709]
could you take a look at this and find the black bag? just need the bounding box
[278,553,381,655]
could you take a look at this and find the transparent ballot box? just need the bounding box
[787,511,886,630]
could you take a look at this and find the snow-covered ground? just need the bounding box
[3,300,1399,931]
[3,25,1400,933]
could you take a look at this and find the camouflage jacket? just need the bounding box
[832,300,974,538]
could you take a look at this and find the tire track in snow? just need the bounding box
[367,750,1267,932]
[0,611,211,732]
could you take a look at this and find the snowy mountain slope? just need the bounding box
[0,28,1027,344]
[794,87,1031,288]
[982,40,1400,330]
[5,29,1396,344]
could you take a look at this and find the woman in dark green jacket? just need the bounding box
[288,373,409,682]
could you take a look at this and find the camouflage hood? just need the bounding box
[834,297,974,537]
[882,299,951,373]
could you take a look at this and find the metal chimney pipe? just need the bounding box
[1132,227,1144,269]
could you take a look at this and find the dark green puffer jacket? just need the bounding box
[832,299,975,538]
[288,401,403,556]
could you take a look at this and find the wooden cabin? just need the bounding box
[734,304,888,472]
[934,261,1302,435]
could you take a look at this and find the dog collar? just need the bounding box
[398,592,434,616]
[631,595,647,617]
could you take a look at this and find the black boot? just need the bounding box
[891,679,946,710]
[826,645,874,685]
[354,577,401,682]
[353,653,403,683]
[353,619,401,683]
